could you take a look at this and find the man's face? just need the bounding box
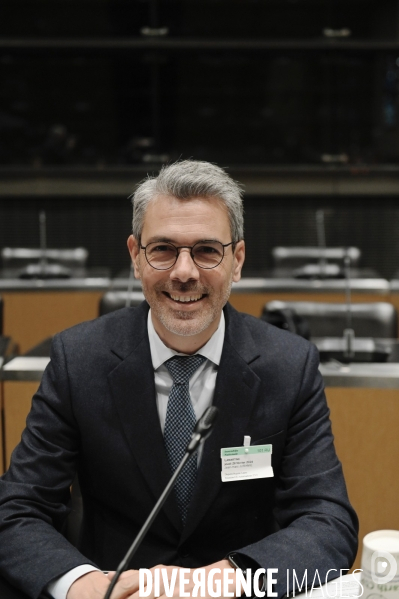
[128,194,245,348]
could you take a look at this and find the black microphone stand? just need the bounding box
[103,406,219,599]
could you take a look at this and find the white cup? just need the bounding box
[361,530,399,599]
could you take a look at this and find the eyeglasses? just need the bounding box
[140,240,236,270]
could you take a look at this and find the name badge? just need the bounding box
[220,444,274,482]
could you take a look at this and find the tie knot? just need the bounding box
[165,355,206,384]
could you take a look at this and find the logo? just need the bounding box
[371,551,398,585]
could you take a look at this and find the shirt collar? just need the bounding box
[147,309,225,370]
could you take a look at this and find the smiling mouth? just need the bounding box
[164,292,206,303]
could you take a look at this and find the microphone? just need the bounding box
[343,253,355,360]
[103,406,220,599]
[186,406,219,453]
[316,209,327,279]
[39,210,48,275]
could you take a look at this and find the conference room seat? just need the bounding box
[263,300,398,339]
[99,290,146,316]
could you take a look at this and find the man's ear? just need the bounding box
[232,240,245,282]
[127,235,141,279]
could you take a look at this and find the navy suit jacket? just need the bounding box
[0,302,358,599]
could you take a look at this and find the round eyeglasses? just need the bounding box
[140,240,235,270]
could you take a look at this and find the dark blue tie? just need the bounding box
[164,355,206,523]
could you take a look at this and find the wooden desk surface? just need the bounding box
[0,382,3,476]
[2,290,104,353]
[2,381,40,470]
[325,387,399,570]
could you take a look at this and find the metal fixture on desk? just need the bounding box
[317,251,391,363]
[18,211,72,280]
[322,28,352,38]
[292,210,345,279]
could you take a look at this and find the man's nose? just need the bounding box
[170,248,200,281]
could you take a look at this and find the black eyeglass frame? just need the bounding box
[139,240,236,270]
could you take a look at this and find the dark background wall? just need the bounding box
[2,0,399,278]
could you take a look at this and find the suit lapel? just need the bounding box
[107,303,182,533]
[181,304,261,541]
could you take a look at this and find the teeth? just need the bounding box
[170,294,202,302]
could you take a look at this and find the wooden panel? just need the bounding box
[2,291,104,353]
[0,383,4,475]
[3,381,40,469]
[326,388,399,570]
[229,292,391,318]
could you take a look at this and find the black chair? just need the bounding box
[99,290,145,316]
[263,300,398,339]
[0,295,2,335]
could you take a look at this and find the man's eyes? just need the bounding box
[148,243,222,255]
[152,244,174,252]
[195,245,220,254]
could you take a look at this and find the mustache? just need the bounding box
[157,282,208,294]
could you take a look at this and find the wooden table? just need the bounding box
[325,385,399,569]
[0,379,3,478]
[0,271,110,353]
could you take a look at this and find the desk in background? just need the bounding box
[320,361,399,569]
[0,270,110,353]
[229,277,391,318]
[0,336,16,484]
[111,272,392,319]
[0,338,50,472]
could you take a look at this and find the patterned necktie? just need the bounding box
[164,354,206,523]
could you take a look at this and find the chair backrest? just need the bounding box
[1,247,88,268]
[272,246,361,268]
[99,291,145,316]
[0,295,2,335]
[264,301,398,338]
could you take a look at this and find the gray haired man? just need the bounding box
[0,160,357,599]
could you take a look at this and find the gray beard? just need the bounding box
[149,280,232,337]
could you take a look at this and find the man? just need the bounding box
[0,160,358,599]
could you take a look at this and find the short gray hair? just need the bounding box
[131,160,244,241]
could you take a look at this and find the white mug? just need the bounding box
[361,530,399,599]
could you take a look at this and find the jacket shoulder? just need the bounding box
[55,302,149,354]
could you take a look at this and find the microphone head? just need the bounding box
[186,407,219,454]
[194,406,219,436]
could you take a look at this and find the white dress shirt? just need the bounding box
[47,310,225,599]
